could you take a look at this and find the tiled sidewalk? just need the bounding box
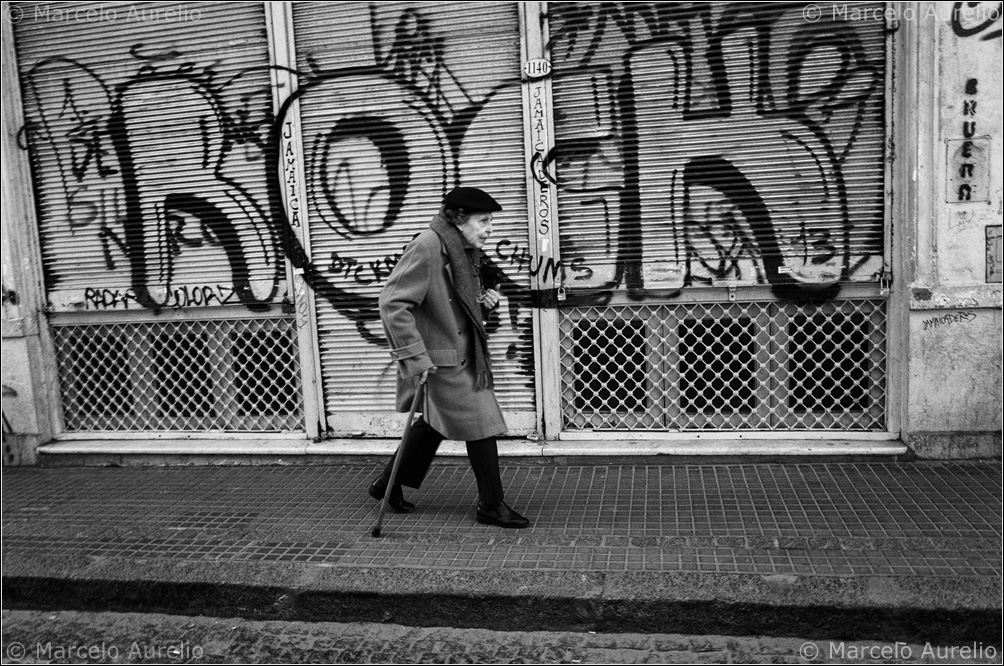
[3,461,1001,577]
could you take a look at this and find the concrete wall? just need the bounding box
[1,336,46,466]
[2,17,52,465]
[904,3,1003,458]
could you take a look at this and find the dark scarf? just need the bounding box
[430,213,494,391]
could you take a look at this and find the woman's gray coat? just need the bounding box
[379,227,507,442]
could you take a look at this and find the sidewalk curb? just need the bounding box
[4,557,1000,646]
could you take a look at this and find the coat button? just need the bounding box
[461,359,467,366]
[457,329,462,334]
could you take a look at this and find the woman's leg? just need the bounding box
[381,417,445,489]
[467,437,529,528]
[465,436,504,504]
[370,417,444,513]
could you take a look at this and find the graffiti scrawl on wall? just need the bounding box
[547,1,887,303]
[17,2,893,393]
[19,2,891,319]
[15,2,537,397]
[267,1,534,365]
[947,78,991,203]
[273,3,536,394]
[951,1,1002,41]
[20,45,281,312]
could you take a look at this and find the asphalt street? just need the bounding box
[3,610,1001,664]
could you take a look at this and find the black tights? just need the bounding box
[381,417,504,504]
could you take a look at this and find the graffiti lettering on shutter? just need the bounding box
[20,54,280,312]
[492,240,593,282]
[79,284,237,311]
[546,2,885,303]
[265,4,542,371]
[13,7,548,391]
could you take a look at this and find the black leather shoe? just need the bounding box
[368,476,416,513]
[476,501,530,528]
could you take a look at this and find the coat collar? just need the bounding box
[439,236,456,286]
[436,230,479,288]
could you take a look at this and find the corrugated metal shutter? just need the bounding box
[15,1,283,312]
[548,2,890,432]
[549,1,886,298]
[292,2,535,436]
[14,2,305,433]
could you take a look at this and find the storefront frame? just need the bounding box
[1,1,918,451]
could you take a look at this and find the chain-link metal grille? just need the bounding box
[560,299,887,431]
[53,318,304,432]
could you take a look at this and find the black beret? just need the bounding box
[443,187,502,213]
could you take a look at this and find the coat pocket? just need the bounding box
[428,348,458,367]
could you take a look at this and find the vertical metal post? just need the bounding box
[519,2,564,440]
[265,2,326,439]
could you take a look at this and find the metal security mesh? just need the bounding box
[560,299,887,431]
[53,318,304,432]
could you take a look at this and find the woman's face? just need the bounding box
[459,213,494,249]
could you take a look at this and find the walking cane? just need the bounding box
[371,375,427,538]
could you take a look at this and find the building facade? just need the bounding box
[2,1,1001,464]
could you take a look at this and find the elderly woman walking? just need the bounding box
[367,186,530,529]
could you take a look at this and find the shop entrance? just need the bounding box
[546,1,891,434]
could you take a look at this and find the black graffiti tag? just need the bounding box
[22,54,281,312]
[952,2,1002,41]
[546,2,882,303]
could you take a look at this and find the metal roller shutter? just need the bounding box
[15,2,303,433]
[548,2,889,432]
[292,2,535,436]
[15,1,284,311]
[549,1,886,297]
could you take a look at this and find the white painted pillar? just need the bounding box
[1,12,59,463]
[519,2,564,440]
[265,2,325,440]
